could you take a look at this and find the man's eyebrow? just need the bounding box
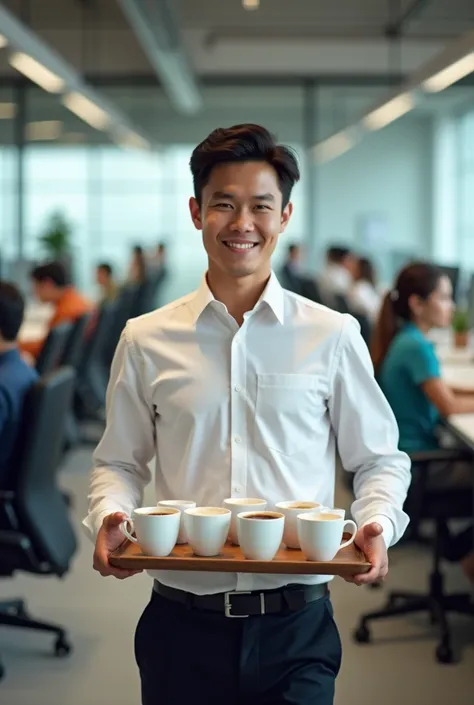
[254,193,275,202]
[210,191,235,199]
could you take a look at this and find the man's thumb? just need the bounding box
[364,522,383,539]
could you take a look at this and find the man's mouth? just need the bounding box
[222,241,259,251]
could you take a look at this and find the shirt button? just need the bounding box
[233,435,242,444]
[234,385,241,393]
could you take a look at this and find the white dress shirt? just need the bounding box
[84,272,410,595]
[349,280,382,322]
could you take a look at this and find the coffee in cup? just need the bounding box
[237,511,285,560]
[121,507,180,556]
[158,500,196,544]
[275,500,322,549]
[223,498,267,544]
[184,507,231,557]
[297,512,357,562]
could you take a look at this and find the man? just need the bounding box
[279,242,303,293]
[318,245,358,307]
[20,261,91,361]
[0,282,38,485]
[96,263,118,304]
[85,124,410,705]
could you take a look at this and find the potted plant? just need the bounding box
[452,308,469,349]
[38,211,74,281]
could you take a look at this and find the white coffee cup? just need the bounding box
[297,511,357,562]
[223,497,267,545]
[237,511,285,561]
[275,501,323,549]
[121,506,180,556]
[184,507,231,557]
[158,500,196,544]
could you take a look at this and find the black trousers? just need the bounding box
[135,589,342,705]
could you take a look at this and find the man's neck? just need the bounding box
[207,267,271,326]
[0,341,17,355]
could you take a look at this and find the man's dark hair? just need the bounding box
[327,246,351,264]
[31,261,69,287]
[0,281,25,342]
[190,124,300,209]
[98,262,113,277]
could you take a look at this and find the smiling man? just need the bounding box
[85,124,410,705]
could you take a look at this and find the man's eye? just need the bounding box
[255,205,270,211]
[214,202,232,209]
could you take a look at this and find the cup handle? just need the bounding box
[339,520,357,550]
[120,518,138,544]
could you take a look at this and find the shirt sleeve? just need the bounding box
[405,340,440,385]
[82,324,155,541]
[0,388,8,436]
[328,316,411,548]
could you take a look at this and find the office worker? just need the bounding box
[372,262,474,582]
[85,124,410,705]
[349,257,381,322]
[0,282,38,485]
[279,242,304,293]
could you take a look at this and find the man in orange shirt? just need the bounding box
[21,261,92,361]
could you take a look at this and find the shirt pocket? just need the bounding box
[254,373,326,457]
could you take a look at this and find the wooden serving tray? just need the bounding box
[110,536,370,578]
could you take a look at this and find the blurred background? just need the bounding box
[0,0,473,303]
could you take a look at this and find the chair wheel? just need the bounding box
[0,662,4,680]
[353,624,371,644]
[435,644,454,664]
[54,636,72,658]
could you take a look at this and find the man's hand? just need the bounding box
[344,522,388,586]
[93,512,143,580]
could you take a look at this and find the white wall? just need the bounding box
[313,116,433,284]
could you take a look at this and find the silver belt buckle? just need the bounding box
[224,590,252,618]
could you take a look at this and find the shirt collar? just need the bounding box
[189,271,285,326]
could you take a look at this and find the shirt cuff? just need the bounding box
[82,509,118,542]
[361,514,394,549]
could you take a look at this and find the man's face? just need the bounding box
[32,278,55,303]
[189,161,292,280]
[96,267,108,287]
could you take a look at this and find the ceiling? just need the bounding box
[1,0,474,37]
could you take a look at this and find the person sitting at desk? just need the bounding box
[0,282,38,485]
[20,261,92,362]
[371,261,474,582]
[349,257,381,322]
[318,245,358,307]
[279,242,304,293]
[96,262,118,304]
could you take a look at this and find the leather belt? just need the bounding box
[153,581,328,618]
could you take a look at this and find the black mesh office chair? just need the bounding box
[102,283,138,368]
[353,449,474,664]
[60,312,91,368]
[35,322,72,375]
[0,367,77,680]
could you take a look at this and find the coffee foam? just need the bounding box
[287,501,319,510]
[312,513,340,521]
[192,507,229,516]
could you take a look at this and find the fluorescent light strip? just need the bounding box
[423,52,474,92]
[363,92,414,131]
[63,92,110,131]
[0,102,16,119]
[118,130,150,151]
[26,120,62,141]
[9,52,65,93]
[313,131,355,163]
[0,34,7,49]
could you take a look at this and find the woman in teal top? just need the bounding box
[371,262,474,582]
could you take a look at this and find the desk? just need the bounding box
[446,414,474,452]
[18,302,52,343]
[442,366,474,393]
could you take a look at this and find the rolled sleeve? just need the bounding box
[328,316,411,547]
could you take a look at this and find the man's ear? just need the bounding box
[189,197,202,230]
[280,202,293,232]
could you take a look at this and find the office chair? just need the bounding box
[60,312,91,368]
[35,322,72,375]
[353,449,474,664]
[102,283,138,368]
[300,277,323,304]
[333,292,350,314]
[0,367,77,680]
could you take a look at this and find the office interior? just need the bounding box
[0,0,474,703]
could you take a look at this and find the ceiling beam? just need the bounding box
[117,0,202,114]
[385,0,432,38]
